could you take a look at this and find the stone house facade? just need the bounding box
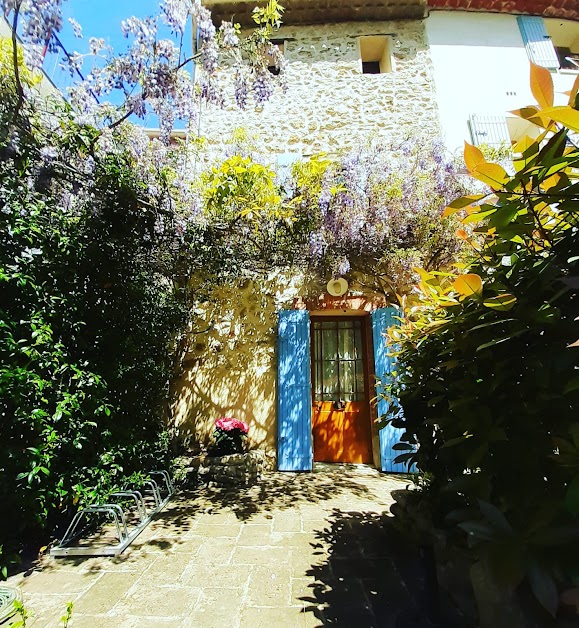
[172,0,579,470]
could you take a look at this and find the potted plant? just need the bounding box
[207,417,249,457]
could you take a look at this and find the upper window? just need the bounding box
[556,47,579,71]
[517,16,579,73]
[359,36,392,75]
[546,19,579,72]
[267,40,284,75]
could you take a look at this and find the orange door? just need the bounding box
[311,318,373,464]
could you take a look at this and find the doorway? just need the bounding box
[310,317,373,464]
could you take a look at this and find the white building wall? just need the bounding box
[426,11,578,154]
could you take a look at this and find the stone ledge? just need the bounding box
[197,451,268,486]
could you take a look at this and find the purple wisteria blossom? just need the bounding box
[291,137,469,291]
[219,22,239,48]
[252,70,274,106]
[68,17,82,38]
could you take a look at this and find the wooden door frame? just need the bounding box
[309,313,375,464]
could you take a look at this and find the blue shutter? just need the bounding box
[277,309,313,471]
[517,16,560,70]
[371,307,410,473]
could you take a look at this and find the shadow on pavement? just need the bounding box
[300,510,471,628]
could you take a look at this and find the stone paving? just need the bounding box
[5,464,456,627]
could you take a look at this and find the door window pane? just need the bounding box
[312,319,366,402]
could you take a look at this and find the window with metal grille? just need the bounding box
[311,319,366,402]
[267,40,284,75]
[556,46,579,71]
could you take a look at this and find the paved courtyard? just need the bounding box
[5,465,455,627]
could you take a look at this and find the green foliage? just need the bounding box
[0,88,188,575]
[477,141,513,163]
[252,0,284,28]
[60,602,74,627]
[12,600,31,628]
[11,599,72,627]
[387,68,579,616]
[202,155,286,222]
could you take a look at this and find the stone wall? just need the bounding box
[170,274,390,463]
[171,273,309,459]
[198,19,441,158]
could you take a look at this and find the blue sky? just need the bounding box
[51,0,194,128]
[59,0,191,56]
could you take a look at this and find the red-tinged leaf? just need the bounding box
[530,63,554,109]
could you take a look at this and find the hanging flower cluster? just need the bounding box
[289,138,468,294]
[3,0,286,141]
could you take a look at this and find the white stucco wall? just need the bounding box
[426,11,578,154]
[198,20,441,159]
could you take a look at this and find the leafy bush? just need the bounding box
[0,50,189,573]
[387,66,579,617]
[0,0,287,575]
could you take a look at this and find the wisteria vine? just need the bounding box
[1,0,286,140]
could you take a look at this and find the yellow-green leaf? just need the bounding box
[542,173,561,191]
[509,106,553,129]
[568,74,579,106]
[453,274,483,298]
[472,163,510,189]
[442,194,487,218]
[437,296,461,307]
[541,106,579,133]
[512,135,537,155]
[530,62,554,109]
[464,142,486,174]
[483,294,517,311]
[414,267,436,283]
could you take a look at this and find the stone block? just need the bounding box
[113,584,200,617]
[232,546,291,566]
[73,572,138,615]
[247,565,292,607]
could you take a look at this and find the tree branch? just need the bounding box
[11,1,25,125]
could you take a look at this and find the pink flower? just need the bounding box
[215,417,249,434]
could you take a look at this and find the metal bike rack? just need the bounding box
[50,470,174,558]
